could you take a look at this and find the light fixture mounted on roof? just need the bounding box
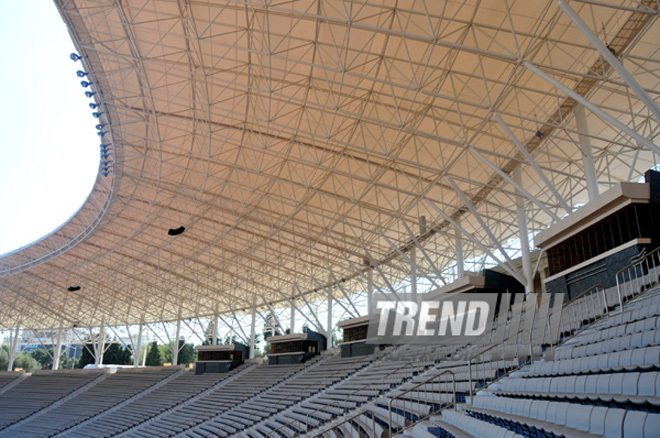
[85,91,97,98]
[168,226,186,236]
[76,70,88,78]
[70,53,82,61]
[89,103,100,109]
[80,80,93,88]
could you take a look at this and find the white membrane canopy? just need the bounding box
[1,0,659,329]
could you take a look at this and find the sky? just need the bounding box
[0,1,99,256]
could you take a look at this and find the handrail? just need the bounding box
[314,407,377,438]
[387,369,456,436]
[616,244,660,312]
[268,356,372,437]
[302,361,416,433]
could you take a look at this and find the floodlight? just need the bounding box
[85,91,97,98]
[76,70,88,78]
[70,53,81,61]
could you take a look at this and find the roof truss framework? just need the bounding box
[0,0,659,330]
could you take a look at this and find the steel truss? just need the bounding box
[0,1,659,344]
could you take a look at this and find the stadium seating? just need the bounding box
[0,370,104,431]
[414,288,660,438]
[0,367,181,438]
[1,268,659,438]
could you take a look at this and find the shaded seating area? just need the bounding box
[416,287,660,438]
[0,367,180,438]
[0,370,104,431]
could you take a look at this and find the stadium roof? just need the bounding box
[1,0,659,330]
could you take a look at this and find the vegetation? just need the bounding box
[77,340,133,368]
[159,340,196,365]
[145,341,163,366]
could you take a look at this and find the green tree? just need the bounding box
[159,343,173,364]
[222,333,239,345]
[103,342,132,365]
[158,340,196,365]
[77,344,95,369]
[14,353,40,372]
[177,341,196,365]
[145,341,163,366]
[59,354,74,370]
[31,348,52,369]
[0,347,8,370]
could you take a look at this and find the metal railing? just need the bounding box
[316,407,378,438]
[616,245,660,311]
[275,248,660,437]
[387,369,456,436]
[268,357,373,437]
[301,361,417,434]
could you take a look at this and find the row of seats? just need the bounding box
[0,368,180,438]
[0,370,104,430]
[419,287,660,438]
[133,355,371,437]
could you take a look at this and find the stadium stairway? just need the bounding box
[0,371,26,395]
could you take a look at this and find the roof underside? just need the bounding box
[1,0,659,329]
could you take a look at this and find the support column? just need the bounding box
[514,169,534,294]
[95,322,106,366]
[326,284,333,349]
[249,308,256,359]
[52,323,64,370]
[172,311,182,366]
[289,297,296,334]
[365,258,373,315]
[576,106,599,201]
[410,246,417,298]
[456,219,465,279]
[141,331,149,366]
[133,318,143,368]
[7,326,20,371]
[212,311,218,345]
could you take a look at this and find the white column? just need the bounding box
[94,322,106,366]
[212,312,218,345]
[366,259,374,315]
[7,326,20,371]
[456,220,465,279]
[514,168,534,293]
[141,331,149,366]
[249,308,256,359]
[576,106,599,201]
[326,285,333,349]
[289,297,296,334]
[172,312,182,366]
[52,324,64,370]
[133,319,143,368]
[410,246,417,298]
